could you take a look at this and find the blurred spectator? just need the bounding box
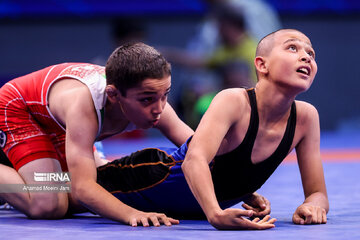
[206,4,258,86]
[163,0,281,128]
[92,17,147,66]
[188,0,281,55]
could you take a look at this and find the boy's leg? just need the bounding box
[0,83,71,218]
[96,145,204,218]
[0,158,69,219]
[96,139,190,193]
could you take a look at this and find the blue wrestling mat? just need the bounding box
[1,132,360,240]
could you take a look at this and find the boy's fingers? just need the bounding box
[168,217,180,225]
[235,209,254,218]
[304,214,313,224]
[293,214,305,225]
[316,208,323,224]
[150,216,161,227]
[141,217,150,227]
[253,222,276,230]
[242,203,255,211]
[257,197,267,210]
[243,200,270,215]
[268,218,277,224]
[301,208,314,224]
[322,209,327,224]
[263,198,271,210]
[258,215,270,223]
[159,215,173,226]
[157,215,179,226]
[130,218,138,227]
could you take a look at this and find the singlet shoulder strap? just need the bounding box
[241,88,259,157]
[282,101,297,155]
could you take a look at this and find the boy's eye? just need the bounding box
[288,45,297,51]
[139,97,153,103]
[308,51,315,58]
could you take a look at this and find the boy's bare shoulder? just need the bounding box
[49,78,96,125]
[213,88,249,107]
[206,88,250,124]
[294,100,319,125]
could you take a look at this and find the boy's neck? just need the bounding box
[254,81,296,123]
[104,100,130,127]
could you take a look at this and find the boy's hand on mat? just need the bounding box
[292,203,327,225]
[208,208,276,230]
[242,192,271,218]
[128,211,179,227]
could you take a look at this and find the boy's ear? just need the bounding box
[254,56,268,75]
[105,85,121,102]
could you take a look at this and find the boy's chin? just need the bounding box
[281,80,313,94]
[137,123,153,130]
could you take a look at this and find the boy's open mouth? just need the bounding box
[296,66,310,75]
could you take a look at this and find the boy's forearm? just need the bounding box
[72,180,136,223]
[182,158,222,220]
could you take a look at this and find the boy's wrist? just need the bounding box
[205,206,223,223]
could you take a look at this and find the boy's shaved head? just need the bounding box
[256,29,303,57]
[254,28,316,86]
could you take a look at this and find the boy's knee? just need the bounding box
[27,194,68,219]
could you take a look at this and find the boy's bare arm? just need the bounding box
[182,90,276,230]
[156,102,194,147]
[64,89,178,226]
[294,102,329,224]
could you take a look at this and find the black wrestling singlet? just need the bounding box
[211,88,297,201]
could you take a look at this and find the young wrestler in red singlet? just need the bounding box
[0,43,194,227]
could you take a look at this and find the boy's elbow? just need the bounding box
[181,152,207,174]
[181,154,195,174]
[71,185,85,202]
[71,180,92,203]
[181,158,190,174]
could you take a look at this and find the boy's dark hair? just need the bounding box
[106,42,171,96]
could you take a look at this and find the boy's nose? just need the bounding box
[152,100,164,115]
[300,55,310,63]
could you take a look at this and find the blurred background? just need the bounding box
[1,0,360,135]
